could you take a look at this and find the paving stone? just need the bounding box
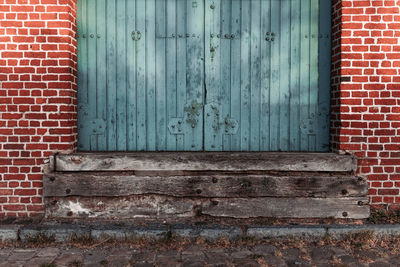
[36,247,60,257]
[232,258,260,266]
[205,252,231,264]
[262,255,287,267]
[105,256,132,267]
[8,249,37,261]
[253,244,278,256]
[231,249,253,259]
[130,251,154,263]
[286,259,312,267]
[329,247,348,257]
[23,257,56,267]
[282,248,303,260]
[339,255,359,265]
[133,263,153,267]
[0,262,24,267]
[185,262,208,267]
[54,252,84,267]
[387,255,400,265]
[369,262,393,267]
[0,248,12,262]
[310,247,335,263]
[154,250,181,266]
[83,249,108,265]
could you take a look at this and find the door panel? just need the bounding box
[78,0,205,151]
[204,0,330,151]
[78,0,331,152]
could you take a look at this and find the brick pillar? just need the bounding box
[0,0,78,217]
[330,0,400,209]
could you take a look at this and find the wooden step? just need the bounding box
[45,152,369,219]
[53,152,357,172]
[45,195,369,220]
[44,173,367,198]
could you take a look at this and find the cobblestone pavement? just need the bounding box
[0,239,399,267]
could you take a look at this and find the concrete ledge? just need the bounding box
[0,225,19,241]
[1,224,400,243]
[19,224,90,242]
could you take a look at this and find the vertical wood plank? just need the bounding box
[250,0,261,151]
[136,0,147,151]
[279,0,290,151]
[106,0,117,151]
[146,0,157,151]
[166,0,177,150]
[317,0,332,151]
[155,0,166,150]
[299,0,311,151]
[269,0,280,151]
[96,0,107,151]
[116,0,127,151]
[126,0,137,150]
[185,0,204,150]
[204,0,221,151]
[87,0,98,150]
[77,0,88,151]
[240,0,251,151]
[230,0,241,151]
[260,0,271,150]
[289,0,301,151]
[176,0,187,150]
[220,0,231,151]
[308,0,320,151]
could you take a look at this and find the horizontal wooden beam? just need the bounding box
[45,195,370,219]
[202,197,370,219]
[43,173,367,198]
[54,152,357,172]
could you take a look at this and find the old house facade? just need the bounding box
[0,0,399,218]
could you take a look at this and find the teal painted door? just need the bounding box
[77,0,332,152]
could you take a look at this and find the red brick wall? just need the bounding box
[0,0,399,217]
[0,0,77,217]
[331,0,400,210]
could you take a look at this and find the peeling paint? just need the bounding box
[62,201,91,216]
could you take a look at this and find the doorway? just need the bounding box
[77,0,332,151]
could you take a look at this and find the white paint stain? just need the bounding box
[63,201,91,216]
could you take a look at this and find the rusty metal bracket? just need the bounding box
[168,100,203,135]
[205,102,239,135]
[132,31,141,41]
[168,118,185,135]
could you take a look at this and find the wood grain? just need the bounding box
[55,152,356,172]
[43,173,367,198]
[45,195,370,219]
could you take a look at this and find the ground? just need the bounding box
[0,231,399,267]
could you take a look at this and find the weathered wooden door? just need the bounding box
[78,0,331,152]
[78,0,205,151]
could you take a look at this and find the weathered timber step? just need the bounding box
[52,152,357,172]
[43,173,368,198]
[45,152,369,219]
[45,195,370,219]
